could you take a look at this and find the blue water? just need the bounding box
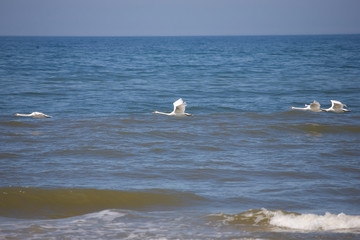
[0,35,360,239]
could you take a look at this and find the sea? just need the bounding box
[0,35,360,239]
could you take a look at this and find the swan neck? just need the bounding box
[291,107,306,110]
[14,113,31,117]
[154,111,170,115]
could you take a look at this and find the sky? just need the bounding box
[0,0,359,36]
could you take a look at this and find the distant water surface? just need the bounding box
[0,35,360,239]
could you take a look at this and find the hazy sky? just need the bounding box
[1,0,359,36]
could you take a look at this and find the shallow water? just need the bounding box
[0,35,360,239]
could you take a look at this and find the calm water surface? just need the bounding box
[0,35,360,239]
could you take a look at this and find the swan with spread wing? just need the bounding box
[153,98,192,117]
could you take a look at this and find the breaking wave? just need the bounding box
[209,208,360,233]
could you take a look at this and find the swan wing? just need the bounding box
[309,100,321,111]
[173,98,187,114]
[173,98,183,108]
[176,102,187,114]
[31,112,51,118]
[175,102,186,114]
[330,100,343,111]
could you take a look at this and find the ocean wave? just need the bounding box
[1,208,359,240]
[0,120,41,128]
[0,187,206,219]
[285,123,360,134]
[208,208,360,233]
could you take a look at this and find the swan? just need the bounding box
[14,112,52,118]
[323,100,350,113]
[290,100,323,112]
[153,98,192,117]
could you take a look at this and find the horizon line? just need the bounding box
[1,33,360,38]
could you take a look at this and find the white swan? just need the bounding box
[323,100,350,113]
[153,98,192,117]
[14,112,52,118]
[290,100,323,112]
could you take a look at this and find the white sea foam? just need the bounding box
[82,209,126,221]
[261,208,360,232]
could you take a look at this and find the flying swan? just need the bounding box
[323,100,350,113]
[14,112,52,118]
[290,100,323,112]
[153,98,192,116]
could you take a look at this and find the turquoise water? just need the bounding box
[0,35,360,239]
